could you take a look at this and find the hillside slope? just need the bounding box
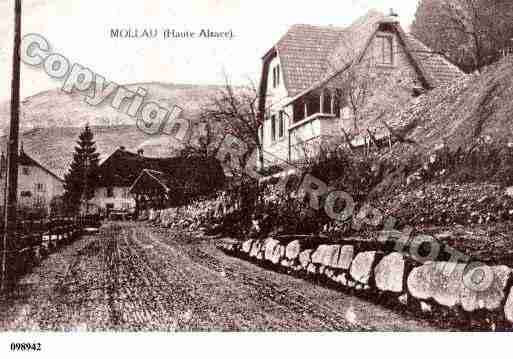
[0,82,224,136]
[357,57,513,259]
[365,57,513,155]
[0,82,226,179]
[2,125,186,180]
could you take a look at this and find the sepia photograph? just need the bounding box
[1,0,513,356]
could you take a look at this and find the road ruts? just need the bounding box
[124,223,435,331]
[0,221,437,331]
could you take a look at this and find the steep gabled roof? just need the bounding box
[129,169,171,193]
[326,10,386,74]
[97,148,225,201]
[19,150,64,182]
[267,10,465,100]
[97,148,187,187]
[403,33,465,88]
[273,24,345,96]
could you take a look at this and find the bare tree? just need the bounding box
[180,120,219,159]
[342,65,372,132]
[200,75,264,172]
[412,0,513,72]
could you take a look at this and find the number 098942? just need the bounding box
[10,342,42,351]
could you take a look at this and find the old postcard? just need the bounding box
[0,0,513,356]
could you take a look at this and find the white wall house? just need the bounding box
[257,10,464,167]
[90,147,140,214]
[91,186,134,213]
[0,150,64,215]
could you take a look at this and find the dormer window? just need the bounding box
[272,64,281,88]
[376,35,394,66]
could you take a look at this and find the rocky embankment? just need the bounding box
[217,236,513,330]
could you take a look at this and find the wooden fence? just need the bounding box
[1,215,101,285]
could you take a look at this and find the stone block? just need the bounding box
[332,245,354,270]
[311,244,331,265]
[374,252,405,293]
[299,249,313,269]
[242,239,254,254]
[285,240,301,260]
[249,239,262,258]
[350,251,378,285]
[270,244,285,265]
[307,263,317,274]
[264,238,280,262]
[408,262,512,312]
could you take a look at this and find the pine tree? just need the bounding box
[63,125,100,214]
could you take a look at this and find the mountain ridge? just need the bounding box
[0,82,226,179]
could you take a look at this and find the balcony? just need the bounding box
[286,87,346,161]
[288,113,340,162]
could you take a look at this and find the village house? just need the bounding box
[257,10,464,166]
[129,156,224,215]
[91,147,144,215]
[91,146,224,217]
[0,149,64,216]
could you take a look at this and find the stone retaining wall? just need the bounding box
[217,236,513,330]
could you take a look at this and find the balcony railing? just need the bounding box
[288,113,340,162]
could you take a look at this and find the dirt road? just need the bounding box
[0,222,436,331]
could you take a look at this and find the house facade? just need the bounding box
[90,147,142,214]
[0,150,64,216]
[258,10,464,166]
[91,147,225,216]
[92,185,133,214]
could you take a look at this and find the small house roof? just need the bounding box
[98,148,225,202]
[267,10,464,99]
[97,148,183,187]
[129,169,171,193]
[19,150,64,182]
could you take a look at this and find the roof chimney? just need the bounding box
[119,145,125,151]
[137,149,144,156]
[382,8,399,24]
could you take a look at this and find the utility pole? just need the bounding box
[1,0,22,293]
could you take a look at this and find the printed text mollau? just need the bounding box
[110,28,234,39]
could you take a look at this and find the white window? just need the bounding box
[278,111,285,139]
[271,115,276,141]
[35,183,45,192]
[22,166,30,176]
[376,35,394,65]
[272,64,281,88]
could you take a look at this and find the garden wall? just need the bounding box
[217,236,513,330]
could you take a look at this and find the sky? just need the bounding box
[0,0,419,102]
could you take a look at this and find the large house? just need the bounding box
[91,147,147,214]
[0,149,64,216]
[257,10,464,166]
[91,146,224,216]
